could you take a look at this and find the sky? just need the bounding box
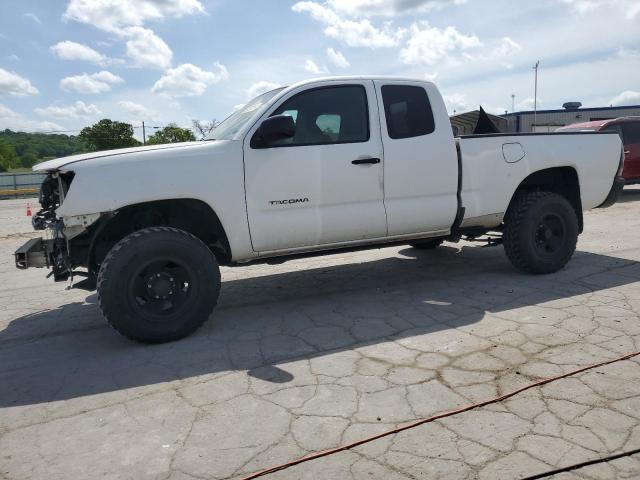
[0,0,639,139]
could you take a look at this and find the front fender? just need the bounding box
[56,140,254,261]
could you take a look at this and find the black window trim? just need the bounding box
[250,83,371,149]
[380,84,436,140]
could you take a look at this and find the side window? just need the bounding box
[381,85,435,139]
[316,114,342,141]
[270,85,369,147]
[622,123,640,144]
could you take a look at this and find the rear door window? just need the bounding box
[381,85,435,139]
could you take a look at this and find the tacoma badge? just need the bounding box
[269,198,310,206]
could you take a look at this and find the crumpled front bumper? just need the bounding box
[15,237,52,269]
[15,234,70,281]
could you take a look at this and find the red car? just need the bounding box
[557,117,640,184]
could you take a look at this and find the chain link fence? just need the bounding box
[0,172,45,199]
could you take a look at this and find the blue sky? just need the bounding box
[1,0,639,138]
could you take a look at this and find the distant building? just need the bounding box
[449,110,508,136]
[504,103,640,133]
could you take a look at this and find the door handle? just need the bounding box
[624,151,631,155]
[352,157,381,165]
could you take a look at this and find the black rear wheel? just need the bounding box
[503,191,578,274]
[97,227,221,343]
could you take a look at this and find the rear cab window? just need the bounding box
[381,85,435,139]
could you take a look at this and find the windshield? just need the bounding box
[206,87,286,140]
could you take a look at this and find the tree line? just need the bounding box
[0,119,217,172]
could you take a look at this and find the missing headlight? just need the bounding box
[34,172,75,230]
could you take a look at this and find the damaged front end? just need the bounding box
[14,171,89,284]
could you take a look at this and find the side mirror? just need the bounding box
[251,115,295,148]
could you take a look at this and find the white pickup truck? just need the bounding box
[16,76,624,343]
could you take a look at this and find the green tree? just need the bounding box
[147,124,196,145]
[19,147,38,168]
[79,119,140,151]
[0,139,18,171]
[0,129,88,167]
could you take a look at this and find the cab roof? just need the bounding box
[289,75,433,89]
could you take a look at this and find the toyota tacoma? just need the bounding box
[15,77,625,343]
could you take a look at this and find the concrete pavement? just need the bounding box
[1,192,640,479]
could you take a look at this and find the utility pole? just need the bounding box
[511,94,515,113]
[533,60,540,131]
[142,121,146,145]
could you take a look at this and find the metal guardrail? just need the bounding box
[0,172,45,199]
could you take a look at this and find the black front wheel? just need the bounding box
[503,191,578,274]
[97,227,221,343]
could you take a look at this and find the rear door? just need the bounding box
[373,81,459,236]
[243,81,387,252]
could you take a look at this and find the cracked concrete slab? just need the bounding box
[2,190,640,479]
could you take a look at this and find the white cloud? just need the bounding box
[64,0,205,34]
[327,48,350,68]
[50,40,118,66]
[492,37,521,57]
[152,63,229,97]
[24,13,41,24]
[424,71,439,82]
[0,104,16,118]
[563,0,640,19]
[60,71,124,94]
[617,48,640,58]
[247,81,281,99]
[304,59,329,75]
[64,0,204,72]
[609,90,640,106]
[0,103,66,132]
[7,54,19,61]
[118,100,154,118]
[292,1,403,48]
[35,101,101,119]
[327,0,467,16]
[443,93,468,113]
[0,68,38,96]
[518,97,540,110]
[125,27,172,69]
[400,22,482,66]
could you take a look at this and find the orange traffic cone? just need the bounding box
[26,203,32,217]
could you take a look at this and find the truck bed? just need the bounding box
[456,131,622,228]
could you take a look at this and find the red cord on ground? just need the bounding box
[239,350,640,480]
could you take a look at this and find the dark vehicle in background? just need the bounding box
[557,117,640,184]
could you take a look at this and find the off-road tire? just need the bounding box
[410,238,445,250]
[97,227,221,343]
[503,191,578,274]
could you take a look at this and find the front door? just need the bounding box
[243,81,387,253]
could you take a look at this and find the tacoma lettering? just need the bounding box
[269,198,310,206]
